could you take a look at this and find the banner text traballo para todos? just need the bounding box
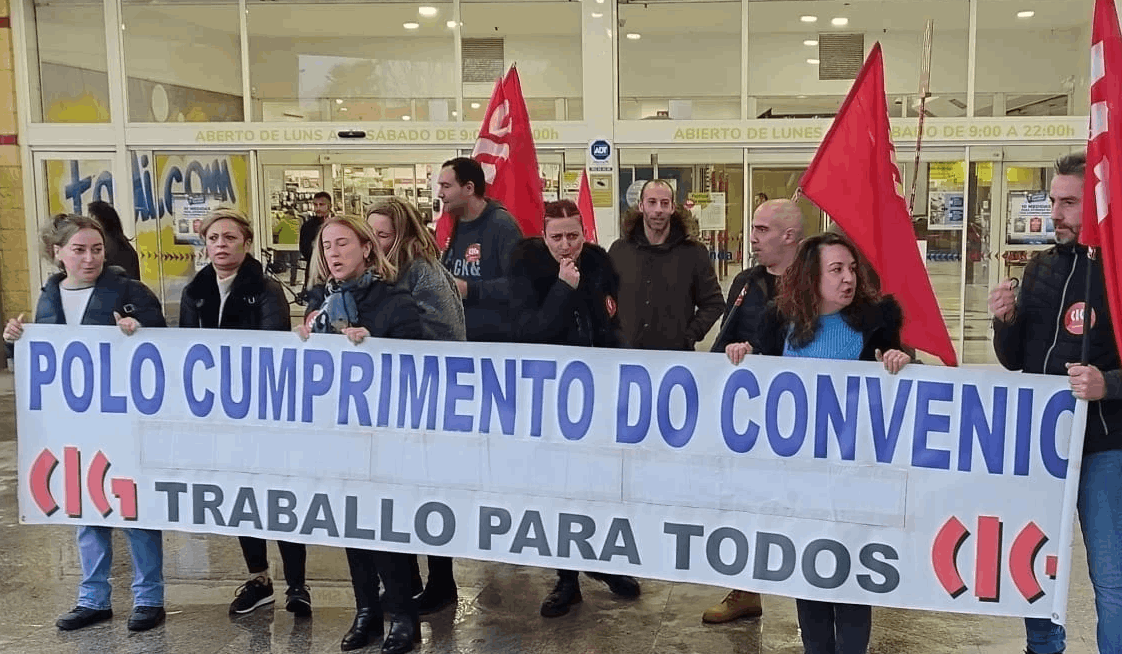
[16,325,1084,620]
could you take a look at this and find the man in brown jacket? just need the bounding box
[608,179,724,350]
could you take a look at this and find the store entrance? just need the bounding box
[258,149,455,305]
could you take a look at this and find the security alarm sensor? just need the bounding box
[337,130,366,138]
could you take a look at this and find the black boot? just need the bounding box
[540,577,583,617]
[414,582,457,615]
[382,615,420,654]
[585,572,641,598]
[341,608,383,651]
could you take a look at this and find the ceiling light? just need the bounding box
[626,32,641,40]
[831,17,848,26]
[1017,10,1035,18]
[402,115,411,121]
[591,12,603,18]
[418,6,438,18]
[339,107,348,112]
[803,39,818,46]
[471,102,481,109]
[403,22,420,29]
[797,95,807,99]
[446,20,458,28]
[807,58,820,65]
[800,15,818,23]
[451,111,457,117]
[335,98,344,104]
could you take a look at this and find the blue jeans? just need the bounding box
[1025,449,1122,654]
[76,526,164,610]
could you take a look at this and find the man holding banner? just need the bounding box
[989,152,1122,654]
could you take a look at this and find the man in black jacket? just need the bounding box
[700,198,803,625]
[990,152,1122,654]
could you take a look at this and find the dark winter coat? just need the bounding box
[34,265,165,328]
[178,255,290,331]
[710,264,777,353]
[508,238,624,348]
[994,243,1122,455]
[305,278,423,339]
[105,235,141,281]
[754,296,904,362]
[608,208,723,351]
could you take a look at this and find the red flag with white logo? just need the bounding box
[799,43,958,366]
[577,169,599,244]
[1081,0,1122,358]
[435,66,543,249]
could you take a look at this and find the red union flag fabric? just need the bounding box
[577,169,599,244]
[1081,0,1122,358]
[435,66,543,249]
[799,43,958,366]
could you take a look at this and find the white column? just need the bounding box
[582,0,618,244]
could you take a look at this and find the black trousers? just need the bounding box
[239,536,307,588]
[346,547,417,620]
[795,599,872,654]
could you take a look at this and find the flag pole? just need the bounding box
[907,20,935,214]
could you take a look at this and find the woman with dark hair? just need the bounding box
[727,232,910,654]
[4,213,166,633]
[177,208,307,618]
[508,199,642,617]
[298,215,424,654]
[87,201,141,280]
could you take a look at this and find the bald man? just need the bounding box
[702,199,803,625]
[711,199,804,359]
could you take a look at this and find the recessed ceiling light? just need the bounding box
[803,39,818,46]
[831,17,848,26]
[800,15,818,23]
[418,6,438,18]
[807,58,820,65]
[403,22,420,29]
[451,111,457,117]
[402,115,411,121]
[471,102,481,109]
[1017,10,1035,18]
[626,32,641,40]
[446,20,458,28]
[335,98,343,104]
[797,95,808,99]
[339,107,348,112]
[591,12,603,18]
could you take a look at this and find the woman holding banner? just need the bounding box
[728,232,910,654]
[298,215,423,654]
[508,199,642,618]
[366,197,466,614]
[3,213,167,632]
[177,208,311,618]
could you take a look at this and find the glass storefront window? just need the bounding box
[247,2,455,122]
[748,0,968,120]
[976,0,1088,116]
[618,1,741,120]
[461,1,582,121]
[122,0,244,123]
[25,0,111,123]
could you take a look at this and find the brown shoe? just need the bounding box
[701,590,763,623]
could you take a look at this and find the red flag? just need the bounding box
[799,43,958,366]
[434,66,543,249]
[1081,0,1122,358]
[577,169,599,244]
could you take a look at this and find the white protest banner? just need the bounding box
[16,326,1084,622]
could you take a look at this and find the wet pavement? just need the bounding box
[0,370,1103,653]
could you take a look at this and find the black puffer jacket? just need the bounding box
[711,264,777,353]
[509,239,625,348]
[179,256,289,331]
[994,243,1122,455]
[305,279,423,339]
[754,296,904,361]
[35,266,165,328]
